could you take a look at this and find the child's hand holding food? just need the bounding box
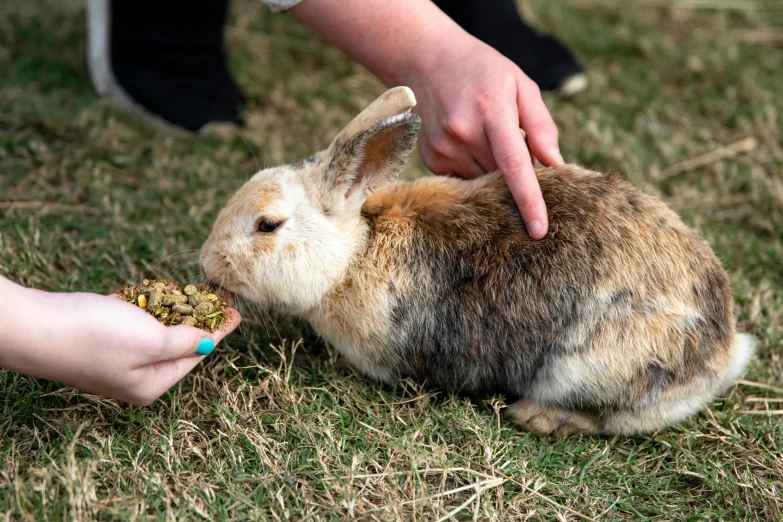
[0,275,241,405]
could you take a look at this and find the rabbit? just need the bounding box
[200,87,755,437]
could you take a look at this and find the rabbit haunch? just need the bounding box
[200,87,753,436]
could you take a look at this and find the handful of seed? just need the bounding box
[116,279,229,332]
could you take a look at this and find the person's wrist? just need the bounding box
[0,282,80,379]
[0,279,44,371]
[386,21,474,87]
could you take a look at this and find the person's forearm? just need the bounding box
[0,276,68,379]
[290,0,470,86]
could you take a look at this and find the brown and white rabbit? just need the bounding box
[200,87,754,436]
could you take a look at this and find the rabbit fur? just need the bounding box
[201,87,754,436]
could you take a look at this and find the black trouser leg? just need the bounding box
[108,0,244,130]
[432,0,585,92]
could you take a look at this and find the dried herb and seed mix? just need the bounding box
[116,279,229,333]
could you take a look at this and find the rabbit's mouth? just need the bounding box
[218,289,236,308]
[204,280,237,307]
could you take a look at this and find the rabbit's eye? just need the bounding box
[257,219,281,233]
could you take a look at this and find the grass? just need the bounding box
[1,0,782,519]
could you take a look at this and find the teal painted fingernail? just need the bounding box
[196,338,215,356]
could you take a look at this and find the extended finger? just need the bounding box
[516,73,564,168]
[518,128,539,168]
[485,109,549,239]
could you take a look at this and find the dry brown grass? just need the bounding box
[1,0,782,519]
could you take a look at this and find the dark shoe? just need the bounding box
[87,0,244,131]
[433,0,588,96]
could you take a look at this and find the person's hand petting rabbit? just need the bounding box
[292,0,562,239]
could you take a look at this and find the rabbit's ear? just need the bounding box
[335,86,418,141]
[324,87,421,205]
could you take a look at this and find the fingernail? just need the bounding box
[527,219,544,238]
[196,338,215,356]
[552,149,565,165]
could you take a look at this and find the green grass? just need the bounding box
[2,0,782,519]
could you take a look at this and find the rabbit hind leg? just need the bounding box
[505,398,600,438]
[598,334,757,435]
